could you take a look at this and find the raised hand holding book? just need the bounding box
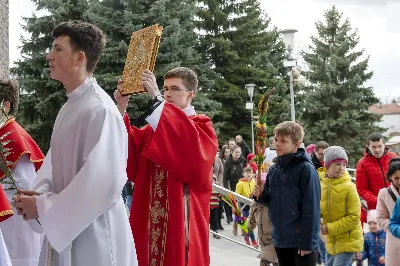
[121,24,163,96]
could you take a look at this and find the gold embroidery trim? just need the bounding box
[151,228,161,255]
[150,201,165,224]
[0,209,13,216]
[149,168,169,266]
[0,117,15,130]
[0,151,44,180]
[154,170,165,198]
[160,184,169,264]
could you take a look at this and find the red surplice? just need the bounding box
[124,102,218,266]
[0,117,44,179]
[0,117,44,223]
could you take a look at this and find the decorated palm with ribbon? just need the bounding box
[253,88,276,191]
[222,192,249,234]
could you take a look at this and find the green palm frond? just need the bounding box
[0,101,17,193]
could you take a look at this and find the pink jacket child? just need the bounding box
[376,158,400,266]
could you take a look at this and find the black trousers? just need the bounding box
[218,201,223,227]
[222,179,238,220]
[210,208,219,232]
[275,248,317,266]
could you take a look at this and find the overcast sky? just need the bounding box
[8,0,400,101]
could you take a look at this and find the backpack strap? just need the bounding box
[387,187,398,202]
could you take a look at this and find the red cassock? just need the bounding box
[124,102,218,266]
[0,118,45,222]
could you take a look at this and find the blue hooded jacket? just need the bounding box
[258,148,321,251]
[360,230,386,266]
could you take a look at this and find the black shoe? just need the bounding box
[218,225,224,231]
[213,233,220,239]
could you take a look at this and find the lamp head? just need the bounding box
[245,84,255,99]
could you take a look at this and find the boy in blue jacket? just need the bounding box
[253,121,321,266]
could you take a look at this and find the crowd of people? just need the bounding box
[210,126,400,266]
[1,19,400,266]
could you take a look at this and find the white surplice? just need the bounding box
[29,77,137,266]
[0,230,12,266]
[0,155,42,266]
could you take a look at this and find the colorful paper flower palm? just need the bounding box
[254,88,276,188]
[222,192,249,234]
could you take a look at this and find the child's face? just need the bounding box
[368,221,379,233]
[326,162,346,178]
[274,134,300,157]
[389,170,400,188]
[243,171,253,181]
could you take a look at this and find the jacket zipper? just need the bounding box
[377,158,387,187]
[328,180,336,255]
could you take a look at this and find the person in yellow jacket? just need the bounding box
[235,166,258,247]
[318,146,363,266]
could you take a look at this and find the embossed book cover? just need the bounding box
[121,24,163,95]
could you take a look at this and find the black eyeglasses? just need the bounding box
[163,87,190,93]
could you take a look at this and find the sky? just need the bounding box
[8,0,400,101]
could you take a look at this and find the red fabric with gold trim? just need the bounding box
[124,102,218,266]
[0,118,45,179]
[0,186,13,222]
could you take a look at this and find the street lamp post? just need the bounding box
[245,84,255,154]
[281,29,298,122]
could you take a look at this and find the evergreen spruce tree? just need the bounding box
[88,0,221,128]
[14,0,222,151]
[300,6,382,165]
[13,0,89,152]
[197,0,288,144]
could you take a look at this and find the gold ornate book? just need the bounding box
[121,24,163,95]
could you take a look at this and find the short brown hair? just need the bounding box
[243,166,253,173]
[315,141,329,150]
[53,21,106,73]
[274,121,304,144]
[0,79,19,116]
[164,67,198,92]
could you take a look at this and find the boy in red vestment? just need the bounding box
[115,67,218,266]
[0,78,44,266]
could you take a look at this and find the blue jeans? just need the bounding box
[317,236,327,263]
[242,209,256,241]
[121,188,127,204]
[127,195,132,211]
[326,252,354,266]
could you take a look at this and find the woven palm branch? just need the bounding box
[0,101,18,193]
[254,88,277,189]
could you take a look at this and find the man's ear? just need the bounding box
[189,91,195,101]
[76,51,86,67]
